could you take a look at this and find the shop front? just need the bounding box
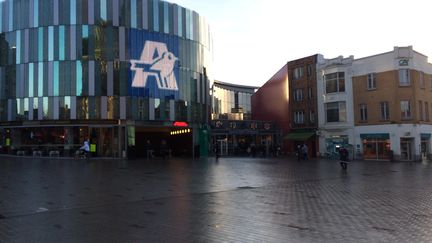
[361,133,391,160]
[0,122,124,158]
[325,135,349,159]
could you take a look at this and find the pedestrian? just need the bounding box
[145,140,153,159]
[296,144,302,161]
[251,144,256,158]
[302,143,308,160]
[214,143,220,160]
[339,147,349,170]
[160,139,167,159]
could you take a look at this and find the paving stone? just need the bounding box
[1,156,432,242]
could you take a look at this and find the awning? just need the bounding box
[283,132,315,141]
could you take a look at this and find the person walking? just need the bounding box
[302,143,308,160]
[339,147,349,170]
[296,144,302,161]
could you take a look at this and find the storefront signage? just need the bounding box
[421,133,431,139]
[399,59,409,66]
[360,133,390,139]
[129,30,179,99]
[173,121,188,127]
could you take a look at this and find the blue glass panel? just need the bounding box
[59,26,65,60]
[54,61,59,96]
[177,6,182,37]
[29,63,34,97]
[100,0,107,20]
[76,60,82,96]
[163,2,168,34]
[82,25,88,38]
[128,29,179,100]
[8,0,12,31]
[16,30,20,64]
[48,26,54,61]
[38,62,43,97]
[70,0,76,25]
[34,0,39,27]
[131,0,137,28]
[153,0,159,31]
[38,27,43,61]
[0,3,2,33]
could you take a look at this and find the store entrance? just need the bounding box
[400,138,414,161]
[134,126,193,158]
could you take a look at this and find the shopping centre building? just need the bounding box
[0,0,213,158]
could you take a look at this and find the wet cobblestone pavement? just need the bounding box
[1,156,432,242]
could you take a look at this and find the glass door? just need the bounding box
[400,138,413,161]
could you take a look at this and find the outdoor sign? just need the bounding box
[129,30,180,99]
[173,121,188,127]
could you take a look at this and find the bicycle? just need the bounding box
[74,149,90,159]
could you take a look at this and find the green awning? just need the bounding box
[283,132,315,141]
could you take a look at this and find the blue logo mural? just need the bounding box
[129,30,179,99]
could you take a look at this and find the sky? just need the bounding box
[170,0,432,87]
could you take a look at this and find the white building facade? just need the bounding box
[316,55,355,159]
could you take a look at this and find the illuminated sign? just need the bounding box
[131,41,178,90]
[173,121,188,127]
[128,30,180,99]
[170,129,191,135]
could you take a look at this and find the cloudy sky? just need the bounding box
[171,0,432,87]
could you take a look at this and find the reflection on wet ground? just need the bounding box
[1,156,432,242]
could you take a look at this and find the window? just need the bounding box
[359,104,367,122]
[294,111,304,124]
[293,67,303,79]
[310,110,315,123]
[430,74,432,91]
[419,101,423,121]
[325,101,346,122]
[307,65,313,77]
[294,89,303,101]
[367,73,376,90]
[380,102,390,121]
[425,102,429,121]
[399,69,410,86]
[308,88,312,99]
[400,100,411,119]
[420,72,425,88]
[325,72,345,93]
